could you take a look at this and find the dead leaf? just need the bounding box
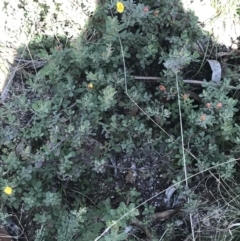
[125,170,135,183]
[15,140,25,156]
[152,208,181,220]
[207,59,222,83]
[131,218,152,240]
[164,186,177,204]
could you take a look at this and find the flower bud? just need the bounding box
[182,94,189,100]
[206,103,211,108]
[159,85,166,91]
[154,10,159,17]
[216,102,222,109]
[143,6,149,12]
[200,114,206,121]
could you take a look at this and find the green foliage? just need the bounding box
[1,0,240,240]
[178,79,239,177]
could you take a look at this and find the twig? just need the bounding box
[15,58,47,69]
[131,75,161,80]
[131,75,240,90]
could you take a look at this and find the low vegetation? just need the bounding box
[0,0,240,240]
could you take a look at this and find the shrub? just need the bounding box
[1,0,240,240]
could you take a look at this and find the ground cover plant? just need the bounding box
[0,0,240,240]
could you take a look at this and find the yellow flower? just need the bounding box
[87,83,93,89]
[3,186,12,195]
[116,2,124,13]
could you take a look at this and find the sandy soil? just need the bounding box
[182,0,240,48]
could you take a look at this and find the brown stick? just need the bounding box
[131,75,239,90]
